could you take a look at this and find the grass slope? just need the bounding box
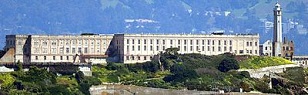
[239,56,293,69]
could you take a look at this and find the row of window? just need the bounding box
[125,56,153,61]
[128,45,234,52]
[34,47,105,54]
[33,40,109,46]
[126,39,235,46]
[35,56,70,60]
[246,41,258,47]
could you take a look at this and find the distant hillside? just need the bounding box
[0,0,308,54]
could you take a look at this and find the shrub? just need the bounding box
[218,58,239,72]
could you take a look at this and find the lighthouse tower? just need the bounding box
[273,2,283,56]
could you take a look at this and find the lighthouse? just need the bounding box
[273,2,283,56]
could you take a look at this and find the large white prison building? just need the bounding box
[114,34,259,63]
[1,33,259,64]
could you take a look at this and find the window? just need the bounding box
[66,48,69,53]
[78,40,82,45]
[265,47,268,50]
[157,40,159,44]
[190,40,193,45]
[196,46,199,51]
[84,48,88,53]
[91,40,94,46]
[132,56,135,60]
[178,46,180,50]
[43,41,47,46]
[73,40,76,45]
[53,56,56,60]
[178,40,181,44]
[97,48,100,53]
[255,42,258,46]
[212,47,215,52]
[144,39,146,44]
[44,56,46,60]
[224,40,226,45]
[208,40,210,45]
[144,46,146,51]
[144,56,147,60]
[150,46,153,51]
[84,40,88,45]
[230,40,232,45]
[246,42,249,46]
[202,40,205,45]
[67,56,69,60]
[138,56,141,60]
[208,46,210,51]
[138,40,140,44]
[157,46,159,51]
[35,56,38,60]
[72,48,76,53]
[224,46,227,51]
[170,40,173,44]
[42,48,47,53]
[212,40,215,45]
[196,40,199,45]
[184,40,187,45]
[51,48,56,53]
[190,46,193,51]
[239,50,244,54]
[163,40,165,44]
[60,56,63,60]
[218,47,221,51]
[229,47,232,52]
[127,46,129,51]
[163,46,165,50]
[202,46,205,51]
[126,56,129,60]
[132,46,135,51]
[150,39,153,44]
[218,40,221,45]
[250,42,252,46]
[34,42,39,45]
[60,47,64,53]
[138,46,140,51]
[255,50,258,54]
[127,39,129,44]
[78,47,82,53]
[184,46,187,51]
[132,39,135,44]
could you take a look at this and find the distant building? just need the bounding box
[260,3,294,60]
[0,33,259,64]
[259,40,272,56]
[2,34,113,64]
[113,33,259,63]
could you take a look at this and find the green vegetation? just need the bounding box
[239,56,293,69]
[0,48,305,94]
[0,66,100,95]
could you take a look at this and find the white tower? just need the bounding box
[273,2,283,56]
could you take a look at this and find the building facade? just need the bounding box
[113,34,259,63]
[259,40,272,56]
[3,34,113,64]
[1,33,260,64]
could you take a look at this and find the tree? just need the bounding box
[16,60,23,72]
[218,58,239,72]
